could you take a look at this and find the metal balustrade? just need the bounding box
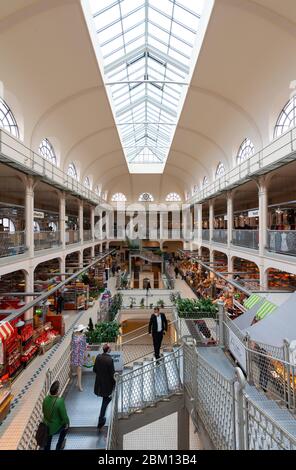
[117,347,183,418]
[267,230,296,256]
[202,229,210,241]
[232,229,259,250]
[0,129,104,206]
[83,229,92,241]
[66,230,80,245]
[0,231,26,257]
[188,127,296,205]
[212,229,227,244]
[34,230,61,251]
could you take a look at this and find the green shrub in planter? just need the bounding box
[176,298,218,318]
[86,321,120,344]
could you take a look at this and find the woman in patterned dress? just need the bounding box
[71,324,87,392]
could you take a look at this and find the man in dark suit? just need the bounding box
[93,343,115,430]
[149,307,168,360]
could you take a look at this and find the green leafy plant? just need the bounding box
[108,293,123,321]
[149,303,153,309]
[170,292,181,305]
[86,321,120,344]
[157,299,165,308]
[129,296,136,309]
[140,298,145,308]
[176,298,218,318]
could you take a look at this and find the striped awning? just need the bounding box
[244,294,262,309]
[255,301,277,321]
[0,322,14,342]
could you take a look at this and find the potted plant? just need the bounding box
[149,303,153,309]
[86,320,120,345]
[157,299,165,309]
[129,297,136,309]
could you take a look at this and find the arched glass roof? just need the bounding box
[90,0,204,172]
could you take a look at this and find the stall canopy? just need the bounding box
[0,322,14,342]
[244,292,296,347]
[233,300,265,330]
[244,294,262,309]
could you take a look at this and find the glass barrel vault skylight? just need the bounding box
[89,0,204,173]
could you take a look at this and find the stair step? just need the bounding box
[51,426,106,450]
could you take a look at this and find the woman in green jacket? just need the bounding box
[42,380,70,450]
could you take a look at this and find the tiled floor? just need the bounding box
[124,412,202,450]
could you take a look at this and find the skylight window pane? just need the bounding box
[90,0,203,169]
[149,9,172,31]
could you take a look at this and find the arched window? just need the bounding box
[0,98,19,138]
[67,162,78,180]
[48,221,57,232]
[166,192,181,202]
[39,138,57,165]
[111,192,127,202]
[94,186,100,195]
[193,184,198,193]
[202,176,209,187]
[33,221,40,232]
[139,192,154,202]
[216,162,225,178]
[274,96,296,138]
[237,138,255,164]
[0,217,15,233]
[84,176,90,188]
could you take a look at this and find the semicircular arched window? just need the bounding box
[139,192,154,202]
[237,138,255,164]
[39,138,57,165]
[0,217,15,233]
[166,192,181,202]
[111,192,127,202]
[215,162,225,178]
[202,176,209,187]
[274,96,296,138]
[0,98,19,138]
[84,176,91,188]
[67,162,78,180]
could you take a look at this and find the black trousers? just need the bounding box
[152,331,164,359]
[44,425,68,451]
[98,396,112,428]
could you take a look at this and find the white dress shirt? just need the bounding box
[156,315,162,332]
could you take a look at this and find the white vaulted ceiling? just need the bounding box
[0,0,296,202]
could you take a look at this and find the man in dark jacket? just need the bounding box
[149,307,168,360]
[93,344,115,430]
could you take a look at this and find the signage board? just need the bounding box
[34,210,44,219]
[228,330,247,372]
[247,210,259,218]
[83,345,123,372]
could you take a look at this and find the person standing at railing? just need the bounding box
[149,307,168,360]
[93,343,115,431]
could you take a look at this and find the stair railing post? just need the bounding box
[234,367,247,450]
[283,338,291,410]
[217,301,225,348]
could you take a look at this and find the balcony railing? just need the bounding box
[232,229,259,250]
[212,229,227,244]
[83,229,92,241]
[66,230,80,245]
[267,230,296,257]
[0,231,26,258]
[188,126,296,205]
[34,231,61,251]
[202,229,210,241]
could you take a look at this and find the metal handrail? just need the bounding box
[120,319,178,346]
[118,345,182,381]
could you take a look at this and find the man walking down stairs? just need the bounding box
[149,307,168,360]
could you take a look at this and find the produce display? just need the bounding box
[34,329,59,347]
[20,324,33,343]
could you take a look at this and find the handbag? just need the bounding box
[35,397,58,448]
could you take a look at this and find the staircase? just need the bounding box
[114,347,184,436]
